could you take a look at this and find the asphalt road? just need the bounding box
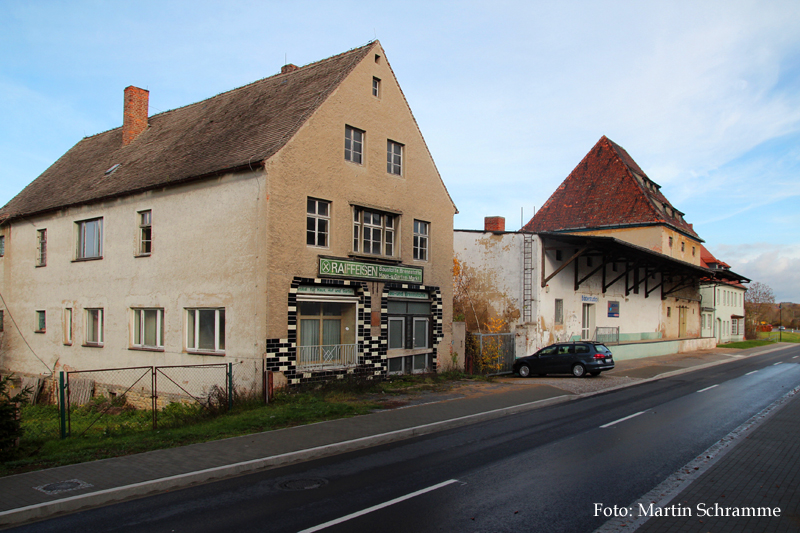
[10,345,800,533]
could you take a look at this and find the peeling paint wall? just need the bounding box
[453,231,528,333]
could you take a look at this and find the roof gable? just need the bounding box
[522,136,699,239]
[0,42,377,223]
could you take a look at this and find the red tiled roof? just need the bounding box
[522,136,700,239]
[0,42,377,223]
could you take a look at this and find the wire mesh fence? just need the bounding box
[595,327,620,345]
[465,332,516,375]
[59,359,266,438]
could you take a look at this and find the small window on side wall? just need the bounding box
[372,77,380,98]
[138,210,152,255]
[77,218,103,260]
[36,229,47,266]
[387,140,403,175]
[35,310,46,333]
[307,198,330,247]
[86,308,104,346]
[413,220,429,261]
[63,308,73,345]
[0,235,5,257]
[344,126,364,164]
[555,299,564,325]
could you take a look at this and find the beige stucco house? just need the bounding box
[0,41,456,387]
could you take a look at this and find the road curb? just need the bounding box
[0,394,573,527]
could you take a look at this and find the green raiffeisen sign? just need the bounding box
[319,257,423,283]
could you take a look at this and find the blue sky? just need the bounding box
[2,1,799,301]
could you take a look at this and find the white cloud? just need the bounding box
[715,243,800,302]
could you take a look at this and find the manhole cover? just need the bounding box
[278,478,328,491]
[34,479,93,495]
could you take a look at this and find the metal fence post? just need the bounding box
[227,363,233,412]
[58,371,67,439]
[153,367,158,430]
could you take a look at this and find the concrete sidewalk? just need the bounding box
[0,344,791,528]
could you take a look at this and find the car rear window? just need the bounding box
[593,344,611,353]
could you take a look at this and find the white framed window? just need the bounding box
[63,308,73,345]
[387,140,403,175]
[35,310,46,333]
[307,198,330,247]
[186,308,225,354]
[77,218,103,260]
[36,229,47,266]
[132,308,164,349]
[413,220,429,261]
[372,77,380,98]
[297,300,357,368]
[138,210,152,255]
[353,207,396,257]
[85,308,104,346]
[344,125,364,164]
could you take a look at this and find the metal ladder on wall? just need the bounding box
[523,233,534,323]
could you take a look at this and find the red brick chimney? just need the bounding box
[123,86,149,146]
[484,216,505,232]
[281,64,298,74]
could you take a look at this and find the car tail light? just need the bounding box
[593,353,605,359]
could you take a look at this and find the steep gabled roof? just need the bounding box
[0,42,377,223]
[699,245,749,287]
[522,136,700,240]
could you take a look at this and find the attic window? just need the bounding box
[105,164,120,176]
[374,54,381,64]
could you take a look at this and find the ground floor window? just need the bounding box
[133,308,164,349]
[297,300,357,367]
[85,308,104,346]
[388,353,433,374]
[186,308,225,354]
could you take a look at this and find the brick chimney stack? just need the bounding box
[484,216,505,232]
[123,86,149,146]
[281,64,299,74]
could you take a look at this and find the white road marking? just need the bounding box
[793,355,799,359]
[745,370,758,376]
[697,384,719,393]
[600,410,647,428]
[773,362,783,366]
[297,479,459,532]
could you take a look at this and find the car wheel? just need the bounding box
[518,364,531,378]
[589,371,601,377]
[572,363,586,378]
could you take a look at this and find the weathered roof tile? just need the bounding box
[0,42,376,223]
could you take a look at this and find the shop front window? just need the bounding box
[297,300,357,368]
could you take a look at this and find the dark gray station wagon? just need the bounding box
[513,342,615,378]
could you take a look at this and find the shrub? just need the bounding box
[0,375,31,458]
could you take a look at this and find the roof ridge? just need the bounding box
[77,41,378,141]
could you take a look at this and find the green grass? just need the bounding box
[759,331,800,343]
[1,372,474,477]
[718,339,775,349]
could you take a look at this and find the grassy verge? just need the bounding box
[718,339,775,349]
[759,331,800,343]
[1,371,473,477]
